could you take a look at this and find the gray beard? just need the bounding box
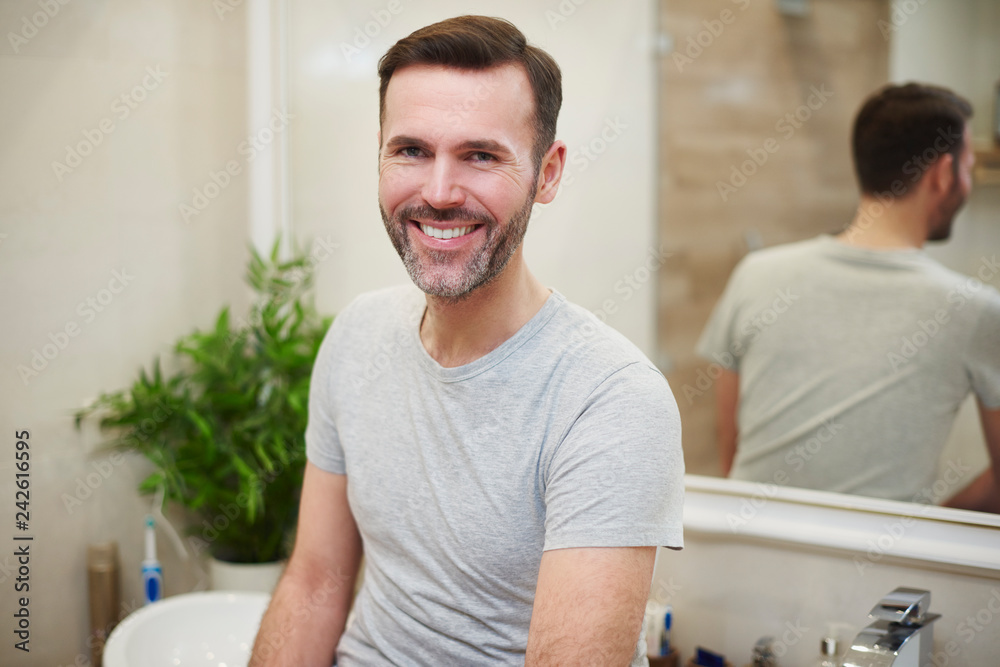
[379,189,536,300]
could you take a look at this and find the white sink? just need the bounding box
[103,591,270,667]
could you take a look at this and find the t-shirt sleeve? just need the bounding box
[967,288,1000,410]
[305,317,347,474]
[542,363,684,551]
[695,258,749,371]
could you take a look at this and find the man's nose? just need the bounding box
[421,158,466,209]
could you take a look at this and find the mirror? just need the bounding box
[656,0,1000,512]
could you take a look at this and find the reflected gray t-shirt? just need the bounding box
[697,235,1000,501]
[306,285,684,666]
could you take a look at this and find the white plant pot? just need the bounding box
[209,558,286,593]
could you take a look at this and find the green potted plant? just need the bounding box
[76,241,332,589]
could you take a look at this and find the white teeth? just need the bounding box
[420,224,473,240]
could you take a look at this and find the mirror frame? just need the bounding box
[684,475,1000,577]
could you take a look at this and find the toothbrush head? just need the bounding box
[145,515,154,529]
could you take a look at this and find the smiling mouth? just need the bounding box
[417,223,480,240]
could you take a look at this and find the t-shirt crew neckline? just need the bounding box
[410,289,566,383]
[817,234,927,267]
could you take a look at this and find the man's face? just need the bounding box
[928,126,975,242]
[378,64,541,299]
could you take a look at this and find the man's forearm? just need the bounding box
[249,559,359,667]
[943,468,1000,514]
[947,403,1000,514]
[718,430,737,477]
[715,369,740,476]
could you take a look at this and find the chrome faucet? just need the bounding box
[841,587,940,667]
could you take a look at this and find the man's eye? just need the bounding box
[471,152,495,162]
[400,147,422,157]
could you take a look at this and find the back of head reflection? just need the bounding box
[697,83,1000,512]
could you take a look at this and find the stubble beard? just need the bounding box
[927,177,967,242]
[379,187,537,300]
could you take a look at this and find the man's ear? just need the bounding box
[534,140,567,205]
[930,152,956,195]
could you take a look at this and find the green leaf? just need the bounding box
[138,471,165,495]
[215,307,231,336]
[187,410,213,441]
[272,434,290,466]
[254,439,275,473]
[232,454,255,479]
[269,237,281,264]
[190,487,210,510]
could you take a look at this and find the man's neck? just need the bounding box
[419,256,551,368]
[836,194,929,250]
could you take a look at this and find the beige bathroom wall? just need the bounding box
[0,1,248,663]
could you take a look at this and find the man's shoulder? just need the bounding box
[918,254,1000,293]
[542,294,663,383]
[739,236,827,270]
[319,284,421,357]
[734,236,973,286]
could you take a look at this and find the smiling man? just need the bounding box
[250,15,684,667]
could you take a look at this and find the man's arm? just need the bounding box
[715,368,740,477]
[249,462,363,666]
[525,546,655,666]
[943,400,1000,514]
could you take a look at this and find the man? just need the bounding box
[697,83,1000,511]
[250,16,684,666]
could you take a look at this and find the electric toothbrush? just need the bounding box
[142,515,163,604]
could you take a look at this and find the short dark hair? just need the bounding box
[378,15,562,171]
[852,83,972,197]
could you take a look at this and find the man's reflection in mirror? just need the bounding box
[697,83,1000,513]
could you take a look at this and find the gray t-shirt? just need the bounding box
[697,235,1000,501]
[306,285,684,666]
